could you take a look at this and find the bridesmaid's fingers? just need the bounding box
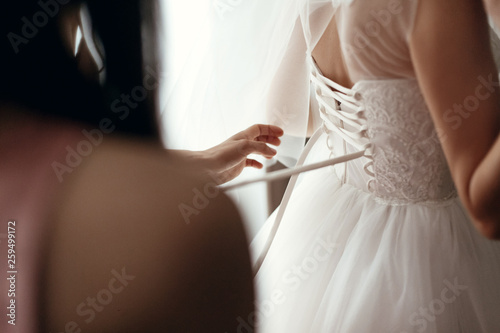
[256,135,281,146]
[245,159,264,169]
[233,124,284,141]
[238,141,277,158]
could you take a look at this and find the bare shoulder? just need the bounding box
[44,136,253,332]
[56,135,240,229]
[50,135,248,267]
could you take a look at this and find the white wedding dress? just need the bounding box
[249,1,500,332]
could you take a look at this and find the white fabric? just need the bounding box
[162,0,348,165]
[161,0,305,156]
[161,0,500,330]
[251,73,500,333]
[248,0,500,332]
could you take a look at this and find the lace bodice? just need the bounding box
[356,80,457,204]
[310,59,457,205]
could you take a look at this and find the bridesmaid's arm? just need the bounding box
[169,124,283,184]
[410,0,500,238]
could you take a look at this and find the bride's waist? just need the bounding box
[317,131,458,206]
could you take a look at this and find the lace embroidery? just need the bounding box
[310,61,458,205]
[354,80,457,205]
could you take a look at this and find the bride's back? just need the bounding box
[307,0,500,234]
[312,0,419,85]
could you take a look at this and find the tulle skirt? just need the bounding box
[250,136,500,333]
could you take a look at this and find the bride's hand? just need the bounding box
[199,124,284,184]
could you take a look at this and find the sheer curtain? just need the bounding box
[159,0,269,238]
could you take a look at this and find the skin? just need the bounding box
[0,105,256,332]
[62,5,284,184]
[484,0,500,29]
[41,128,256,333]
[312,14,354,90]
[1,5,284,332]
[5,2,493,332]
[312,1,500,239]
[175,124,284,184]
[410,0,500,238]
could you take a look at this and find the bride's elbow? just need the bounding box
[474,220,500,240]
[470,208,500,240]
[465,172,500,240]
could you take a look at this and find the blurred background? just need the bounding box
[160,0,281,239]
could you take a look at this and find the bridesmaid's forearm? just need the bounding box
[167,149,208,168]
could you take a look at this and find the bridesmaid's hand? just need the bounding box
[199,124,283,184]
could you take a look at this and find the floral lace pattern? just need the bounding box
[353,79,457,205]
[309,52,458,206]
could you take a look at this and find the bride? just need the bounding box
[169,0,500,331]
[245,0,500,332]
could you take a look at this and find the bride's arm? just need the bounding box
[410,0,500,238]
[484,0,500,29]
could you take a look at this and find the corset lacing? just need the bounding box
[309,57,375,191]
